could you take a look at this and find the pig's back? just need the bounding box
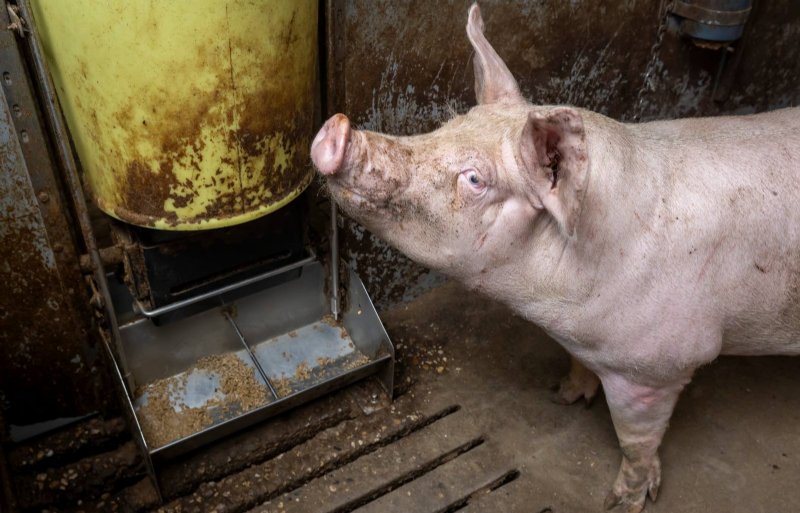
[636,107,800,356]
[637,106,800,141]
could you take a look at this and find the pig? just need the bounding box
[311,3,800,512]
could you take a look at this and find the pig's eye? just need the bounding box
[461,169,486,192]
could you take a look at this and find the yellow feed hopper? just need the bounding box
[31,0,317,230]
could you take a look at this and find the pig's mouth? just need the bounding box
[323,170,413,234]
[327,181,372,206]
[325,179,396,214]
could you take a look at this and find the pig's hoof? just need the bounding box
[603,490,645,513]
[550,371,600,406]
[603,458,660,513]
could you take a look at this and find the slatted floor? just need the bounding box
[253,407,513,513]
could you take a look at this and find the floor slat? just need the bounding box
[352,441,515,513]
[458,478,535,513]
[155,394,458,513]
[252,407,482,513]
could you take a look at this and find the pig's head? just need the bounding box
[312,3,588,284]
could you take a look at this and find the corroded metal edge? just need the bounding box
[97,172,314,231]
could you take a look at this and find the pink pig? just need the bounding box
[311,4,800,512]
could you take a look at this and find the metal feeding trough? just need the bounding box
[17,0,393,501]
[110,258,394,463]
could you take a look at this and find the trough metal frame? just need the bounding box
[113,259,394,463]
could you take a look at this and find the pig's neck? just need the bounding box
[482,112,659,346]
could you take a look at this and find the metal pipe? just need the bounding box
[17,0,134,391]
[134,253,316,318]
[324,0,345,321]
[330,202,340,320]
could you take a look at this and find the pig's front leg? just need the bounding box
[601,373,689,513]
[553,356,601,405]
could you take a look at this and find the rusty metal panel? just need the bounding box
[0,25,112,425]
[330,0,800,309]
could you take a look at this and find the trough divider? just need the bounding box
[224,310,280,401]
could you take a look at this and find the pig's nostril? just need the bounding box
[312,131,341,175]
[321,140,337,162]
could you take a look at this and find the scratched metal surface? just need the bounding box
[0,24,111,425]
[329,0,800,310]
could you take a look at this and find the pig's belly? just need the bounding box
[708,247,800,356]
[720,300,800,356]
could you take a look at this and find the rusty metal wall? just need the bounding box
[328,0,800,310]
[0,24,112,426]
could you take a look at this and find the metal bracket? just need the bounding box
[5,4,27,38]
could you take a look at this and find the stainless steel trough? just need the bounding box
[110,259,394,463]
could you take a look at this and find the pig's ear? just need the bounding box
[466,3,522,105]
[520,108,588,237]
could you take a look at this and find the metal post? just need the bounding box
[330,202,340,320]
[17,0,133,391]
[324,0,346,321]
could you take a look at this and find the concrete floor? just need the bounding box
[5,280,800,513]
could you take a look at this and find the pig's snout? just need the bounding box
[312,114,351,176]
